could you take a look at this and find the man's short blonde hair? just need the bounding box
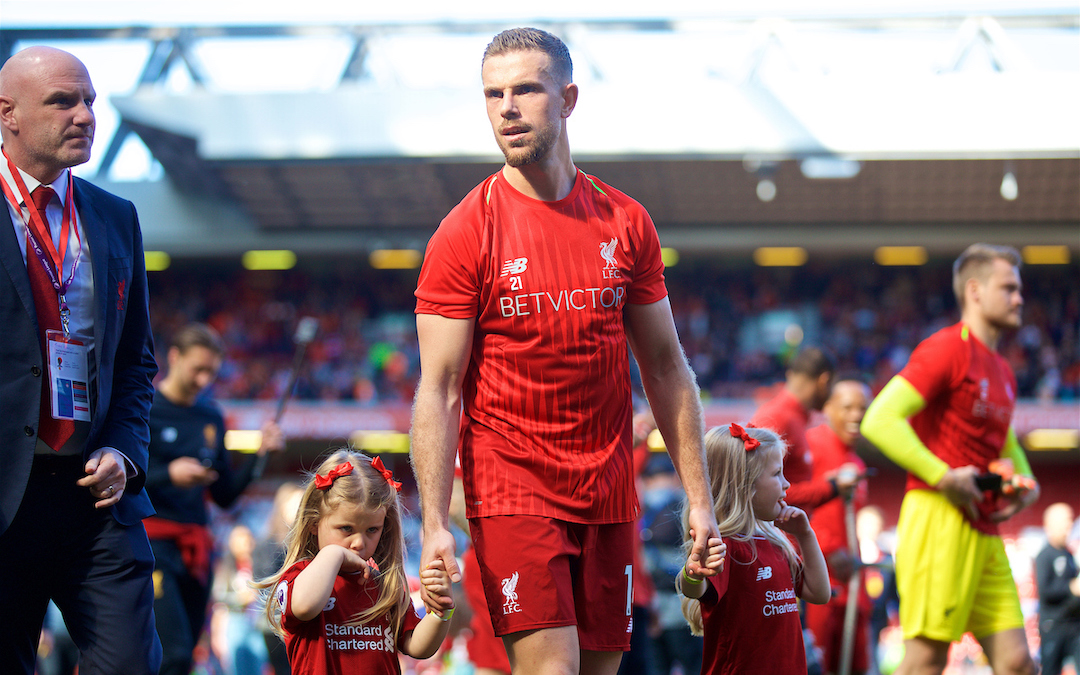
[952,243,1021,309]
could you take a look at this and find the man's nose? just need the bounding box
[500,94,518,117]
[74,101,94,126]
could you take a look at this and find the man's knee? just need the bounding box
[504,626,580,675]
[899,637,950,675]
[991,646,1036,675]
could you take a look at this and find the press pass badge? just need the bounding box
[46,329,90,422]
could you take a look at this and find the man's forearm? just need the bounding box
[410,387,461,532]
[644,363,710,509]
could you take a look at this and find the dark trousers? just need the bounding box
[0,455,161,675]
[618,605,655,675]
[1040,621,1080,675]
[150,540,213,675]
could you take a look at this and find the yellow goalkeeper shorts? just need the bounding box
[894,489,1024,642]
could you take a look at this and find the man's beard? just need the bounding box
[499,121,559,168]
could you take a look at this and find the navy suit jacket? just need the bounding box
[0,176,158,533]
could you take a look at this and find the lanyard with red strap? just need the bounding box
[0,149,83,338]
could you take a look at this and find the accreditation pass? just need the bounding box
[46,329,91,422]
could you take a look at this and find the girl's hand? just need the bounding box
[774,502,811,536]
[420,559,455,616]
[337,547,376,579]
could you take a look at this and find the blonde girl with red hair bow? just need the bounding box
[257,449,454,675]
[677,425,831,675]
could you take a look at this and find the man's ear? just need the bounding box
[965,276,982,307]
[561,82,579,118]
[0,96,18,134]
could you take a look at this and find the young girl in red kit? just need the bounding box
[259,450,454,675]
[679,424,831,675]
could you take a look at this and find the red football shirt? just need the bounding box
[276,559,422,675]
[415,169,668,524]
[699,536,807,675]
[898,322,1018,535]
[806,424,867,564]
[751,389,836,512]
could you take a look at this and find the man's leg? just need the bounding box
[1038,627,1066,675]
[503,626,623,675]
[580,649,624,675]
[978,628,1036,675]
[149,541,198,675]
[894,636,949,675]
[56,503,161,675]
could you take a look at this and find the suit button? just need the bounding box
[31,366,41,376]
[24,426,34,436]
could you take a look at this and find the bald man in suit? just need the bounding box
[0,46,161,674]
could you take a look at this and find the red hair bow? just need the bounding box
[372,456,403,493]
[729,423,761,452]
[314,461,354,490]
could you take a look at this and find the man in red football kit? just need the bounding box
[410,27,722,675]
[750,347,858,515]
[805,378,871,675]
[861,243,1039,675]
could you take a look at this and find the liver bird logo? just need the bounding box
[501,571,519,603]
[599,237,619,269]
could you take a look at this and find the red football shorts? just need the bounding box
[469,515,634,651]
[463,546,512,672]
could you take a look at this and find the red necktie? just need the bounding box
[26,186,75,451]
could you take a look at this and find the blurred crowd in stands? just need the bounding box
[148,257,1079,405]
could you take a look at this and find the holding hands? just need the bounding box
[420,559,455,620]
[680,531,726,600]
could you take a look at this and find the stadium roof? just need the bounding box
[1,2,1077,256]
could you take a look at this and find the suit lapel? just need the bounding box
[0,203,38,328]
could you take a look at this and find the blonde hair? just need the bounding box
[257,449,409,638]
[681,425,802,636]
[952,243,1021,310]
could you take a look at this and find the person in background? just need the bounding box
[639,455,704,675]
[805,378,873,675]
[861,243,1039,675]
[450,469,512,675]
[213,524,269,675]
[856,506,899,675]
[1035,502,1080,675]
[751,348,859,517]
[254,482,304,675]
[144,322,285,675]
[0,45,160,675]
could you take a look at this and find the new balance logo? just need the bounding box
[756,566,773,581]
[500,257,528,277]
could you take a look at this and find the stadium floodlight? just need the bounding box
[350,430,411,453]
[799,157,861,180]
[756,178,777,202]
[224,430,263,452]
[144,251,171,271]
[370,249,423,269]
[754,247,807,267]
[1024,429,1079,451]
[1022,245,1071,265]
[242,250,297,270]
[874,246,928,266]
[1000,169,1019,201]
